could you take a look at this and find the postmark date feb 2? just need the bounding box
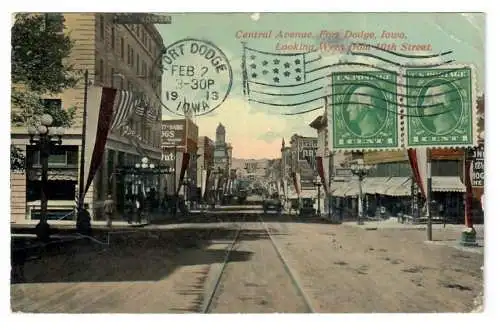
[162,38,233,116]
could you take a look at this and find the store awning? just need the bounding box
[289,189,319,199]
[385,177,411,196]
[364,177,391,195]
[432,176,465,192]
[332,182,348,197]
[344,179,361,197]
[379,177,409,196]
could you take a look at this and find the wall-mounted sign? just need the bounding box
[161,120,185,148]
[470,144,484,187]
[298,138,318,161]
[335,168,353,177]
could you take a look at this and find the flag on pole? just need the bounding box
[83,86,117,196]
[110,90,137,131]
[135,92,148,116]
[176,152,190,194]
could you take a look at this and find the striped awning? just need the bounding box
[385,177,412,196]
[377,177,408,195]
[432,176,465,193]
[331,181,349,197]
[364,177,391,195]
[343,179,361,197]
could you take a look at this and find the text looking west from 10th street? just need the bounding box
[235,30,432,53]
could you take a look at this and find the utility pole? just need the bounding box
[426,148,433,241]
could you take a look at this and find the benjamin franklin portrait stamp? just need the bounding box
[332,70,399,150]
[161,38,233,116]
[406,66,476,148]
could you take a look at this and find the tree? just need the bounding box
[11,13,81,170]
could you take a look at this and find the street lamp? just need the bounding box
[313,175,322,216]
[27,114,64,241]
[350,161,374,225]
[182,177,191,206]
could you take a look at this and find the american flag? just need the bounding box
[242,45,326,113]
[146,102,158,123]
[135,92,148,116]
[110,90,138,131]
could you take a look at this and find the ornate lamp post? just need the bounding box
[27,114,64,241]
[350,161,374,225]
[313,175,322,216]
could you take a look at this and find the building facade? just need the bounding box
[11,13,165,222]
[161,118,199,199]
[289,134,318,190]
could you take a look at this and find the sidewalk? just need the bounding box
[341,217,484,254]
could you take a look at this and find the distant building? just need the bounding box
[289,134,318,189]
[214,123,229,173]
[197,136,214,196]
[161,118,198,197]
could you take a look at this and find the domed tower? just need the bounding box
[216,123,226,146]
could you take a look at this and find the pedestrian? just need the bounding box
[125,198,133,224]
[103,194,115,228]
[135,198,142,224]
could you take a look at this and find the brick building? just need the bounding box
[10,13,164,222]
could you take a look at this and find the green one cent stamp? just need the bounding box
[332,71,398,150]
[406,67,474,147]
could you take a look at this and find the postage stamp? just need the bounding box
[161,38,233,116]
[331,70,399,150]
[405,65,475,148]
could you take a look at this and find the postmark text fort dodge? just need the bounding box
[162,38,233,116]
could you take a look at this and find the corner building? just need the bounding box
[10,13,165,223]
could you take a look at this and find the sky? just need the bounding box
[156,13,485,159]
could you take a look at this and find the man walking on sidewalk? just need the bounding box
[104,194,115,228]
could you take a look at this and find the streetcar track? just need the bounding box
[202,216,315,313]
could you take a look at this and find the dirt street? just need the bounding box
[10,217,483,313]
[265,217,483,313]
[208,222,311,313]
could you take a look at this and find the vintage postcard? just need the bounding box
[10,12,484,314]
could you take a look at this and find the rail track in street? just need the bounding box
[202,213,315,313]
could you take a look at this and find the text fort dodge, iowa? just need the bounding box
[162,39,233,116]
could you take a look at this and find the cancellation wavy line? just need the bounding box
[349,51,454,68]
[305,61,459,78]
[251,77,467,100]
[277,101,461,118]
[249,88,467,109]
[248,63,466,89]
[349,42,453,59]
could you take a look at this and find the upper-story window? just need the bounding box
[120,38,125,59]
[99,15,105,40]
[111,26,115,49]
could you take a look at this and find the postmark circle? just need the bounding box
[161,38,233,116]
[340,84,389,138]
[416,79,464,136]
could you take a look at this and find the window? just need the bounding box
[142,61,147,76]
[148,38,152,52]
[141,29,145,43]
[111,26,115,49]
[27,146,78,168]
[99,59,104,82]
[120,38,125,59]
[136,54,140,74]
[99,15,105,40]
[131,48,134,67]
[42,98,62,112]
[110,67,115,87]
[127,45,131,64]
[128,81,133,90]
